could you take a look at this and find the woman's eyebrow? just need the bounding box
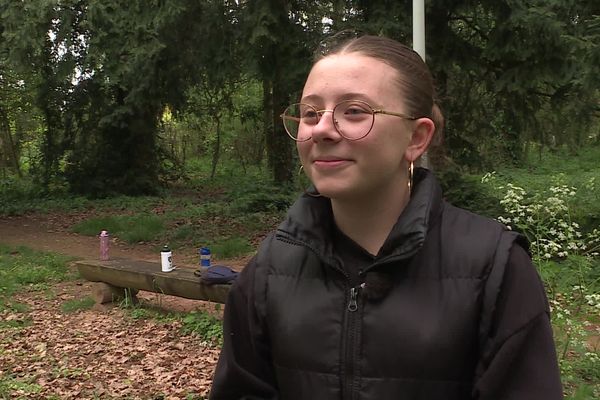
[299,94,321,104]
[300,92,377,104]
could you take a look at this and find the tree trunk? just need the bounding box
[263,79,275,173]
[211,116,221,179]
[0,106,22,177]
[270,80,293,184]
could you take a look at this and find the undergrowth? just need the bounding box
[0,244,73,313]
[122,302,223,346]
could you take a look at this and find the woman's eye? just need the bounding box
[346,108,366,114]
[343,106,370,117]
[301,110,318,120]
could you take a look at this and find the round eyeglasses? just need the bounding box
[280,99,418,142]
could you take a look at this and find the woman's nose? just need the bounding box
[311,110,342,142]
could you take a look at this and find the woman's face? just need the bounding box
[297,53,414,201]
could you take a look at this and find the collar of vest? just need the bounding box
[277,168,444,262]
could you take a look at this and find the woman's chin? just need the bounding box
[313,184,358,201]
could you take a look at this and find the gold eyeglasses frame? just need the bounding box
[280,99,419,142]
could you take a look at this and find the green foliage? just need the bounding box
[484,145,600,234]
[0,182,165,216]
[171,223,195,242]
[0,317,32,330]
[0,245,72,312]
[122,302,223,346]
[430,0,599,168]
[484,177,598,261]
[119,215,165,244]
[0,375,42,398]
[181,311,223,346]
[126,306,173,322]
[71,214,165,244]
[0,175,47,215]
[210,237,253,259]
[567,385,598,400]
[60,296,95,313]
[436,167,504,220]
[71,215,124,236]
[1,0,598,193]
[229,178,294,213]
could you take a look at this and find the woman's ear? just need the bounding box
[404,118,435,162]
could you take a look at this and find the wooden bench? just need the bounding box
[76,258,231,305]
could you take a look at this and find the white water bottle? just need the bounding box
[161,245,173,272]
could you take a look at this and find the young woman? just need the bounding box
[209,34,562,400]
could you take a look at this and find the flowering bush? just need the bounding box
[481,172,600,263]
[482,172,600,397]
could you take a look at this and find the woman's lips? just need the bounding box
[313,159,352,169]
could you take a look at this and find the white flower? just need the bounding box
[558,233,567,240]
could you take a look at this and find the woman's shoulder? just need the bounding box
[442,201,505,230]
[440,202,507,246]
[436,201,528,276]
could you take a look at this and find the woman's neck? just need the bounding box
[331,184,410,256]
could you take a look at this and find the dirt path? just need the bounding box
[1,214,193,263]
[0,214,235,398]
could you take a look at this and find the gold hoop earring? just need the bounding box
[298,165,322,198]
[408,161,414,198]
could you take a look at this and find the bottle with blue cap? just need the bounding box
[200,247,211,269]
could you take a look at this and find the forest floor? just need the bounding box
[0,213,248,399]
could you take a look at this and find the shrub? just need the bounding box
[71,214,165,244]
[483,174,599,398]
[210,236,253,259]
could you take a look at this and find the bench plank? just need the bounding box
[76,258,231,304]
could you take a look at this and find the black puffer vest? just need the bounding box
[252,169,522,400]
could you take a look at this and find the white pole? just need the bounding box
[413,0,426,62]
[413,0,429,169]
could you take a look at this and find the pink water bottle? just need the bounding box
[99,230,110,261]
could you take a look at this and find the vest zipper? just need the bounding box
[348,286,359,312]
[343,284,362,400]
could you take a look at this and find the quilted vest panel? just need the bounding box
[259,204,514,400]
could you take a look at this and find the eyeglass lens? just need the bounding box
[282,100,375,141]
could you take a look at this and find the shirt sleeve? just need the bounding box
[209,255,279,400]
[473,244,563,399]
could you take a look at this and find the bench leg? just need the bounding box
[92,282,139,305]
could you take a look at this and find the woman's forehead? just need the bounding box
[302,53,401,104]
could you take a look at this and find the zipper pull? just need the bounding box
[348,286,359,312]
